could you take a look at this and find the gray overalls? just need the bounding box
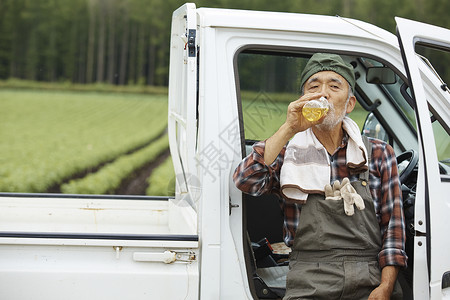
[283,137,402,300]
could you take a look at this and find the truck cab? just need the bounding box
[1,3,449,299]
[169,3,449,299]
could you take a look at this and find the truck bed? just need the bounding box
[0,194,197,237]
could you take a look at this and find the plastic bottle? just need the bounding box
[302,96,329,122]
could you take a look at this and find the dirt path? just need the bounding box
[46,130,168,195]
[115,149,171,195]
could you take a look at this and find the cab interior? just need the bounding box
[236,49,449,299]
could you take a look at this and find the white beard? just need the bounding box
[315,101,348,131]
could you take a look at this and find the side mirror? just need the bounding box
[366,67,397,84]
[362,113,389,142]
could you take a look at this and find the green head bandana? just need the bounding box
[300,53,355,92]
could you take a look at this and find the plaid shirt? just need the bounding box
[233,134,407,268]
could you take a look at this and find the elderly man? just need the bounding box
[233,53,406,299]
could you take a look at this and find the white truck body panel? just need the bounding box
[0,195,199,299]
[0,196,196,235]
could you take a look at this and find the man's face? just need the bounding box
[303,71,355,130]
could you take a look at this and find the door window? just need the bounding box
[237,51,371,144]
[237,51,299,143]
[415,44,450,177]
[237,50,417,156]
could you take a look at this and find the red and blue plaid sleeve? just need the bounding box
[370,139,408,268]
[233,141,285,196]
[233,140,299,247]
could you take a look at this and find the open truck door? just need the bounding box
[168,3,199,207]
[396,17,450,299]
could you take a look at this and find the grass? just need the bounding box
[61,134,169,194]
[348,102,368,130]
[0,88,168,193]
[145,155,175,196]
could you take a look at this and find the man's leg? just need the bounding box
[283,261,344,300]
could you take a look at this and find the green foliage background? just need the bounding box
[0,0,448,86]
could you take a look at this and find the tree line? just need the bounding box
[0,0,448,87]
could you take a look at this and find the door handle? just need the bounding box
[133,251,195,264]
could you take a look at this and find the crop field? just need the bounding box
[146,156,175,196]
[0,89,171,194]
[0,87,368,197]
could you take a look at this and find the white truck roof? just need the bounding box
[196,7,398,47]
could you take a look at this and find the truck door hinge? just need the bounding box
[133,250,196,264]
[229,197,240,215]
[187,29,196,57]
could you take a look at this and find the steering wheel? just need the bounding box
[396,149,419,184]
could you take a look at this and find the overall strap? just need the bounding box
[359,135,372,182]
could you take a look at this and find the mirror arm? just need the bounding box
[359,98,382,112]
[400,82,416,108]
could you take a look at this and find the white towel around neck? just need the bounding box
[280,117,368,203]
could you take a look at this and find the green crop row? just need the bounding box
[61,134,169,195]
[145,155,175,196]
[0,78,168,95]
[0,89,168,193]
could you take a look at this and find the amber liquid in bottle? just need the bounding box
[302,97,329,122]
[302,107,329,122]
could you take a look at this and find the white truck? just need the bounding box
[0,3,449,299]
